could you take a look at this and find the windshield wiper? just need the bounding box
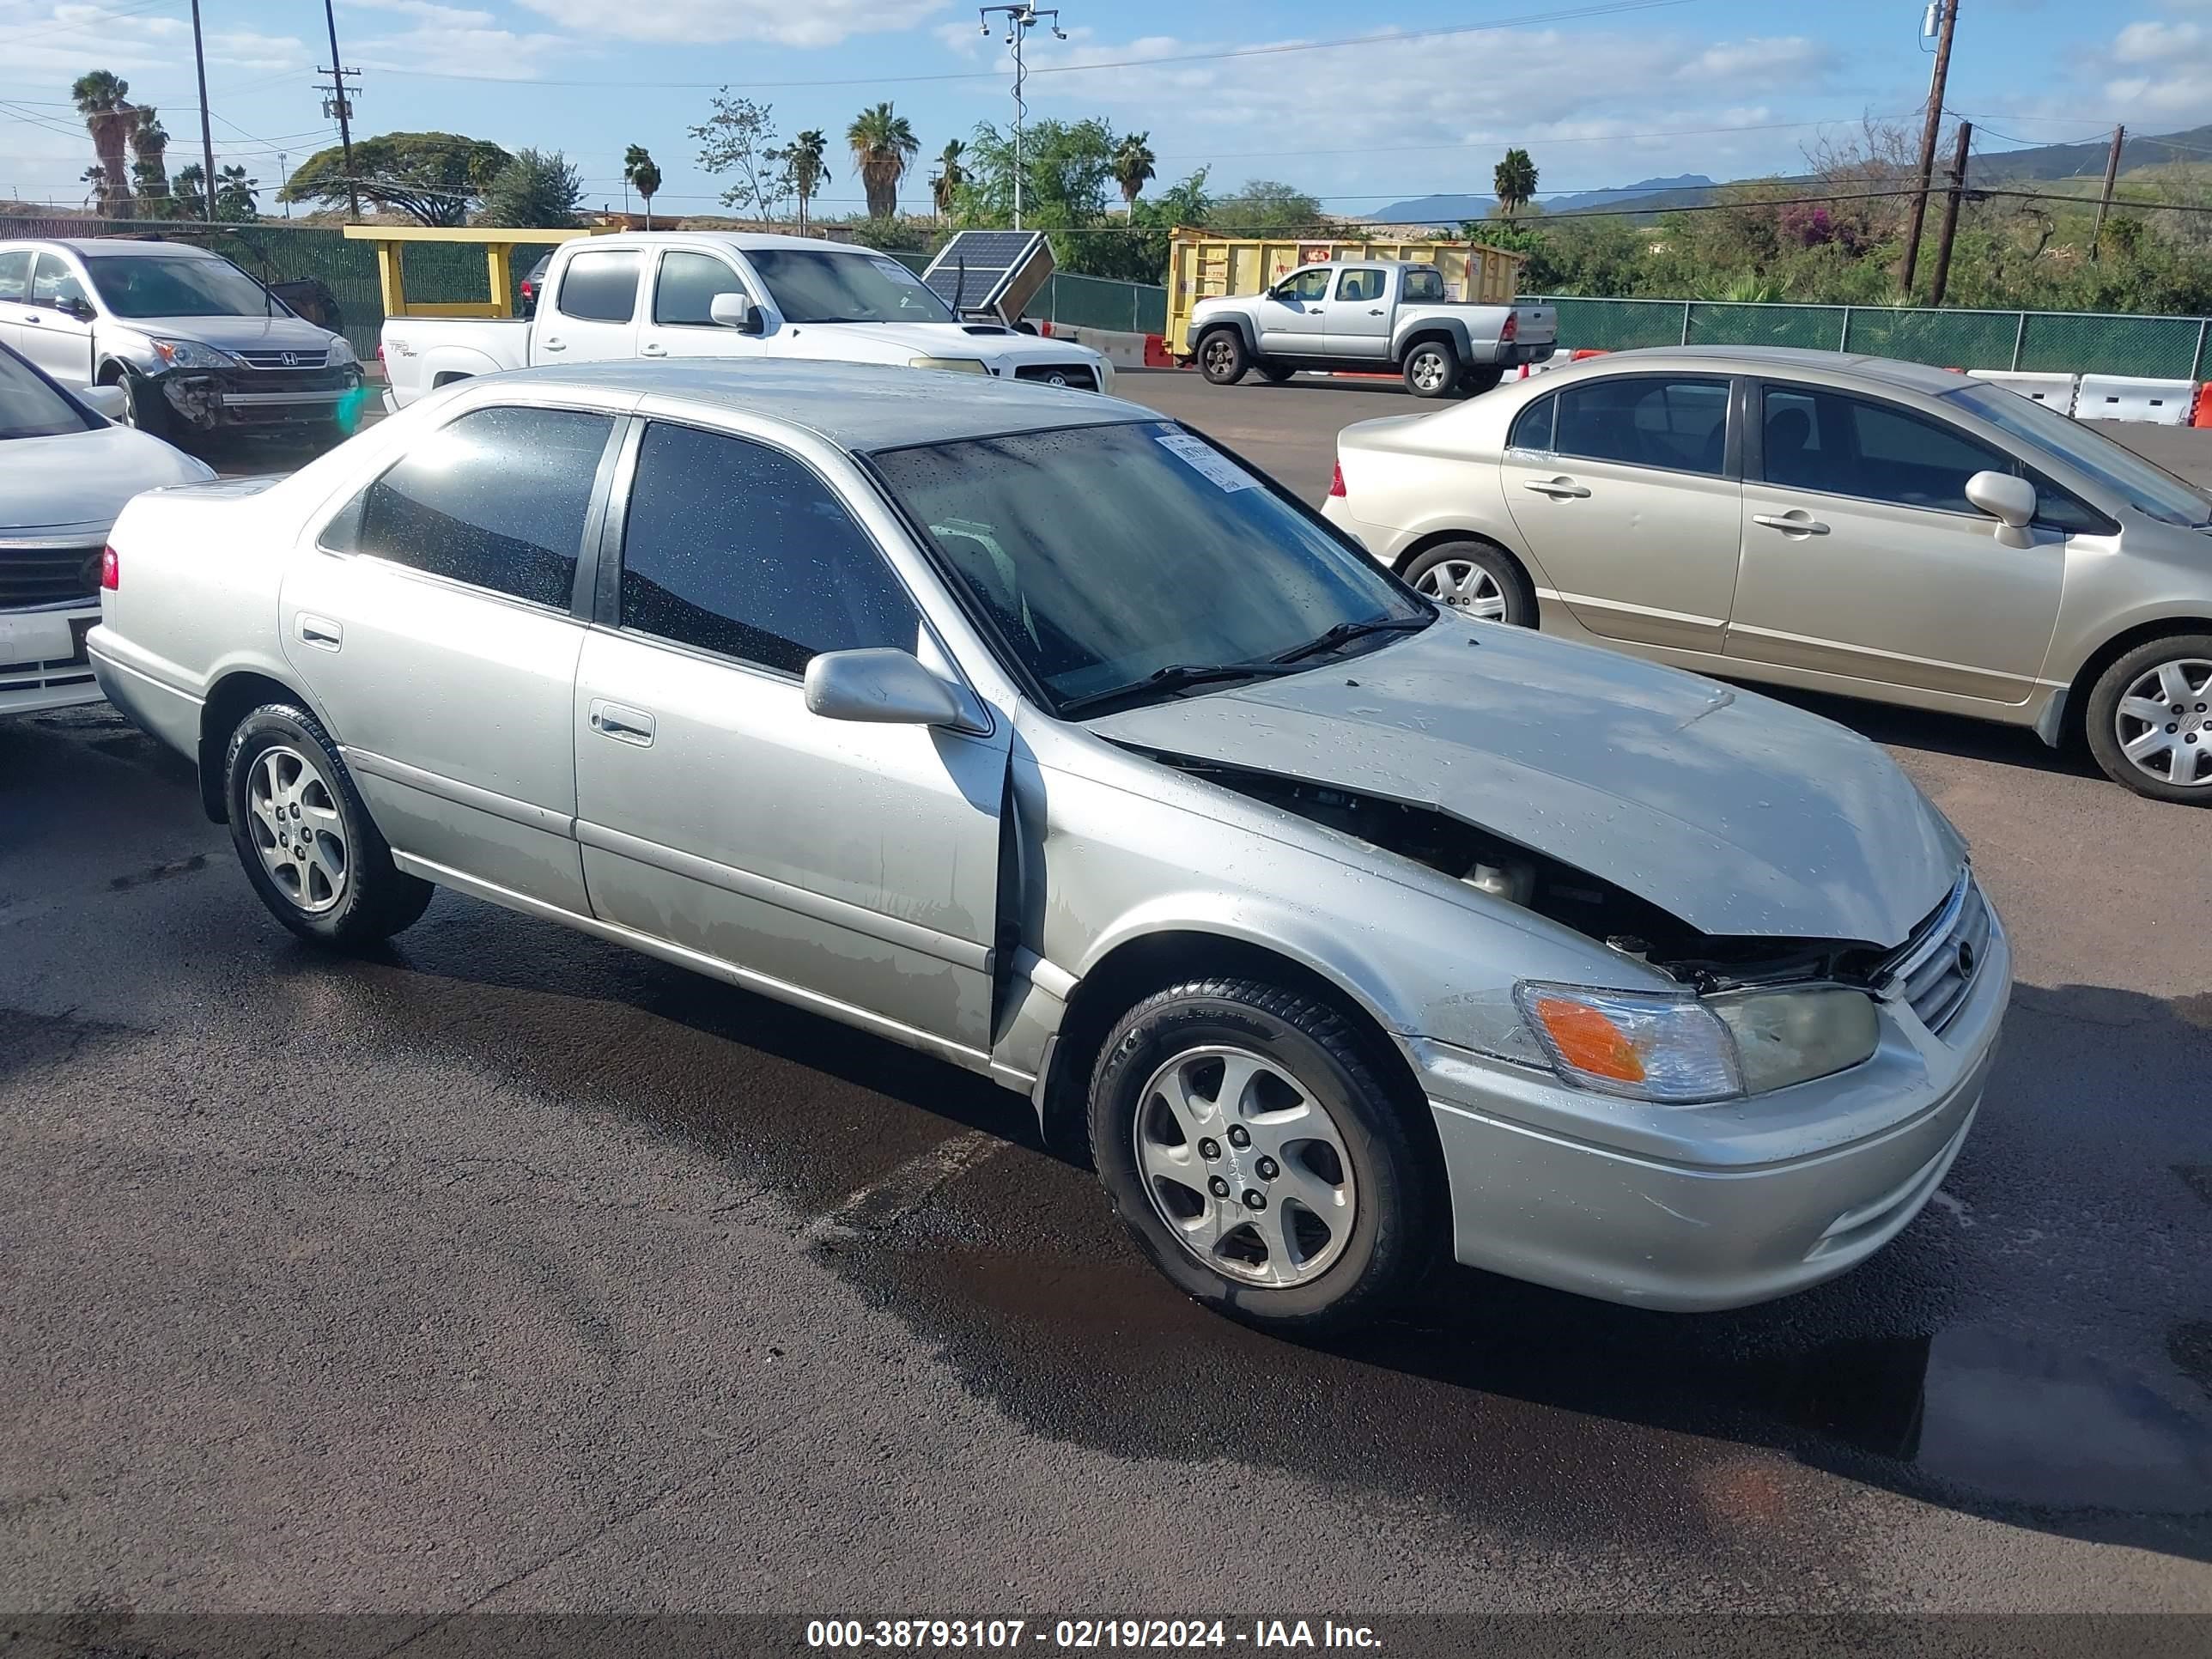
[1059,659,1304,719]
[1272,611,1431,665]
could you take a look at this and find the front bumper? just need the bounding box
[1411,902,2011,1311]
[2,603,103,716]
[157,366,364,431]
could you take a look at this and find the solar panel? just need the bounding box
[923,230,1053,322]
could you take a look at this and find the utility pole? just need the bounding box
[189,0,216,221]
[319,0,361,221]
[1929,119,1971,307]
[977,2,1066,229]
[1900,0,1960,299]
[278,152,291,217]
[2090,125,2126,260]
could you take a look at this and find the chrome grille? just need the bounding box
[236,348,330,369]
[0,543,103,607]
[1882,873,1991,1036]
[1013,362,1100,392]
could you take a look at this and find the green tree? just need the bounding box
[956,118,1115,228]
[128,106,171,214]
[1082,167,1209,282]
[847,102,918,221]
[623,144,661,229]
[174,162,258,222]
[478,149,583,228]
[930,139,965,222]
[1492,148,1538,220]
[277,132,512,226]
[774,130,830,233]
[693,92,786,221]
[71,70,135,218]
[1112,131,1156,207]
[1208,179,1327,232]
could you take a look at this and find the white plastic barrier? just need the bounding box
[2073,375,2197,425]
[1966,370,2077,411]
[1033,321,1151,368]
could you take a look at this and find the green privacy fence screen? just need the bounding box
[1537,295,2212,381]
[887,253,1166,335]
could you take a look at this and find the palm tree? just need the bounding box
[846,102,917,222]
[623,144,661,229]
[1492,147,1538,222]
[930,139,965,222]
[1112,131,1156,210]
[129,106,170,214]
[783,130,829,233]
[72,70,135,218]
[80,164,107,210]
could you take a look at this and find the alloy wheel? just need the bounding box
[1414,559,1507,621]
[2113,658,2212,790]
[246,744,349,913]
[1132,1044,1356,1287]
[1408,349,1449,394]
[1201,337,1237,376]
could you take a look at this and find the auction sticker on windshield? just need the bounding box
[1155,431,1257,493]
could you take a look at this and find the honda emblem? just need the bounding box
[280,352,299,368]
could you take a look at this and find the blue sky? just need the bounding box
[0,0,2202,216]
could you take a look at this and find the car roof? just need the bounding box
[562,231,892,257]
[1571,345,1971,394]
[0,237,221,258]
[491,359,1158,451]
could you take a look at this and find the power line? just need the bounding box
[368,0,1700,88]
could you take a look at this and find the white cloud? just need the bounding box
[514,0,945,49]
[349,21,572,78]
[2102,15,2212,117]
[345,0,502,27]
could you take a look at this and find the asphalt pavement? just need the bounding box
[3,371,2209,1631]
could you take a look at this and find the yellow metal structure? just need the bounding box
[1164,229,1526,356]
[341,224,612,319]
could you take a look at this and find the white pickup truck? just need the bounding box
[380,231,1113,408]
[1187,259,1555,399]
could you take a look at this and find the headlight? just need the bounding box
[908,356,989,374]
[1514,981,1878,1103]
[1713,988,1880,1095]
[149,339,241,370]
[326,336,357,366]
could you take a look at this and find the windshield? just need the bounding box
[1947,381,2210,528]
[872,420,1428,712]
[0,345,92,440]
[748,249,954,324]
[83,252,276,319]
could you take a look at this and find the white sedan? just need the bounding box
[2,341,212,716]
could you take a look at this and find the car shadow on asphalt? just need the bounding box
[1717,683,2108,782]
[356,913,2212,1567]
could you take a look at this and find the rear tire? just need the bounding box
[1088,977,1435,1334]
[1401,338,1462,399]
[1401,539,1535,626]
[2084,634,2212,804]
[1198,329,1249,386]
[1460,363,1506,395]
[224,703,434,947]
[1256,362,1297,384]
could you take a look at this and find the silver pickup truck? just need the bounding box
[1187,260,1555,399]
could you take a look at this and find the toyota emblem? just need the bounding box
[1047,372,1067,386]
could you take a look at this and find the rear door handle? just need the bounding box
[640,342,667,357]
[588,698,654,745]
[540,337,566,353]
[1522,477,1589,499]
[1753,511,1830,536]
[296,613,343,649]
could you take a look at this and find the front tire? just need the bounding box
[224,704,434,946]
[1197,329,1249,386]
[2084,635,2212,804]
[1402,540,1535,626]
[1088,978,1435,1333]
[110,368,173,441]
[1401,338,1461,399]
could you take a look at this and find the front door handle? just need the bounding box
[1522,477,1589,499]
[588,698,654,745]
[1367,307,1385,316]
[640,341,667,357]
[540,337,566,353]
[296,613,343,649]
[1753,511,1830,537]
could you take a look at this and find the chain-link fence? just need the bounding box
[1540,295,2212,381]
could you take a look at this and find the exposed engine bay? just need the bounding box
[1148,754,1896,992]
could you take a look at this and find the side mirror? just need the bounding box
[804,648,963,726]
[709,294,763,334]
[1966,470,2037,547]
[80,384,129,422]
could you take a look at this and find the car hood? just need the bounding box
[778,320,1103,368]
[116,313,338,354]
[0,423,215,534]
[1088,619,1964,948]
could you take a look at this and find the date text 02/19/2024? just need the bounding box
[805,1619,1384,1649]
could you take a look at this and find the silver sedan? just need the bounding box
[91,361,2006,1331]
[1323,346,2212,804]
